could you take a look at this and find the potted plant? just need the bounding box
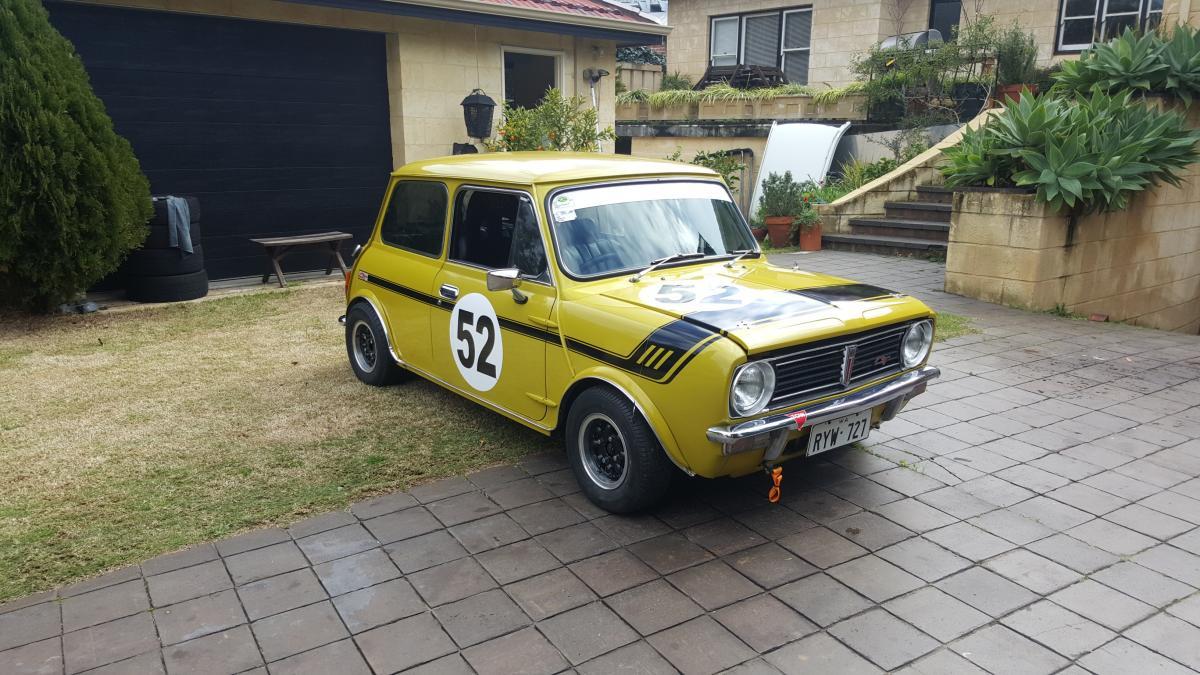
[747,214,768,242]
[756,171,803,248]
[792,202,822,251]
[995,22,1039,103]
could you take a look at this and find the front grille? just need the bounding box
[764,322,910,408]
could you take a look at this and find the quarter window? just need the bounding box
[450,189,549,281]
[379,181,447,257]
[1057,0,1164,52]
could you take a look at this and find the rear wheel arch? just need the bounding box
[347,294,401,365]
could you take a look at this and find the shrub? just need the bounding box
[941,90,1200,214]
[788,203,821,243]
[486,88,614,152]
[660,71,693,91]
[616,46,666,67]
[756,172,804,218]
[665,149,746,193]
[0,0,152,310]
[1162,25,1200,105]
[995,22,1039,86]
[1051,25,1200,104]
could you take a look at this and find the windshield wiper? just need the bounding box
[723,249,757,268]
[629,252,706,283]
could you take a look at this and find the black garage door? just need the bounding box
[48,3,393,279]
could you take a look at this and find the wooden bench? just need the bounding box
[250,231,353,288]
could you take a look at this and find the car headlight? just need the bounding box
[730,361,776,417]
[902,320,934,368]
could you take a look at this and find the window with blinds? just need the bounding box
[708,6,812,84]
[1057,0,1164,52]
[782,9,811,85]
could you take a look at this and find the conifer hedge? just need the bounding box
[0,0,151,310]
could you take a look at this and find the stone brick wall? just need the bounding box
[72,0,618,166]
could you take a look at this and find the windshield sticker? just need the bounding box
[551,195,577,222]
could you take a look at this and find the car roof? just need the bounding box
[392,151,720,185]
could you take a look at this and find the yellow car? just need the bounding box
[343,152,939,512]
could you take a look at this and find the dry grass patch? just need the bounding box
[0,284,550,601]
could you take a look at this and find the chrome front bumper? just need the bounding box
[706,365,940,460]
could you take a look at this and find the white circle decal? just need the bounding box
[449,293,504,392]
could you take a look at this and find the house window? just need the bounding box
[928,0,962,40]
[503,48,561,109]
[1057,0,1164,52]
[708,7,812,84]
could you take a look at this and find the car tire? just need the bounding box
[565,386,675,513]
[345,303,403,386]
[123,245,205,276]
[125,270,209,303]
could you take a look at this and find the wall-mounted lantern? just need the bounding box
[461,89,496,141]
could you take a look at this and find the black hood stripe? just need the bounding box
[791,283,899,303]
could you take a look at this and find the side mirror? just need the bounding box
[486,268,528,304]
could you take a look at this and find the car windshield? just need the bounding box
[548,181,756,278]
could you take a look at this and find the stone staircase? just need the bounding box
[823,185,951,256]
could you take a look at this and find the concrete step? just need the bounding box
[847,217,949,241]
[822,233,948,256]
[884,200,951,223]
[915,185,954,204]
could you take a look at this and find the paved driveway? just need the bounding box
[4,251,1200,674]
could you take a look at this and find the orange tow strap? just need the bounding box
[767,467,783,503]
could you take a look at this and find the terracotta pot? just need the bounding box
[764,216,793,248]
[995,83,1038,105]
[750,227,768,242]
[798,222,822,251]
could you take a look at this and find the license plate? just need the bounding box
[806,410,871,457]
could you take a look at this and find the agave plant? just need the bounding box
[1162,25,1200,105]
[1053,28,1171,95]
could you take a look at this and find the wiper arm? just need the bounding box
[723,249,757,268]
[629,252,706,283]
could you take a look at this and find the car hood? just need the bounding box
[594,260,931,354]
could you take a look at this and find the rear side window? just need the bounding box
[379,181,447,256]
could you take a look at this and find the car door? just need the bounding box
[368,179,448,372]
[431,186,556,422]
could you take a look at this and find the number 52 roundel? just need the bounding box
[449,293,503,392]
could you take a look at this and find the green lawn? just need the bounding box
[935,312,976,341]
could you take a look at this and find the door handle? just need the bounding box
[439,284,459,300]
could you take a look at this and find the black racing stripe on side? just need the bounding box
[365,272,557,341]
[791,283,899,303]
[496,316,559,344]
[565,319,721,383]
[364,273,441,307]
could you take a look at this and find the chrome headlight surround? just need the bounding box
[729,361,776,418]
[901,319,934,368]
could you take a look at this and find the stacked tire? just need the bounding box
[125,196,210,303]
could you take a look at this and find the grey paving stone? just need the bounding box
[1030,453,1104,481]
[786,488,862,523]
[463,627,568,675]
[1047,483,1129,515]
[827,555,923,603]
[726,542,817,589]
[313,547,400,597]
[1126,613,1200,671]
[1117,458,1191,488]
[936,566,1038,617]
[428,491,503,527]
[154,588,245,646]
[923,522,1014,562]
[539,602,637,666]
[433,588,530,648]
[893,649,989,675]
[362,506,442,544]
[355,612,457,674]
[1067,518,1158,556]
[1000,600,1115,659]
[870,498,957,533]
[224,541,309,586]
[866,467,945,498]
[295,524,378,565]
[467,464,530,489]
[331,578,424,633]
[536,522,619,564]
[408,556,496,606]
[449,513,529,553]
[956,475,1035,508]
[403,653,473,675]
[236,568,328,621]
[506,498,585,535]
[146,559,231,607]
[518,451,569,476]
[878,538,971,584]
[349,490,418,520]
[483,477,556,510]
[826,477,905,509]
[1010,495,1094,531]
[1079,637,1196,675]
[606,579,703,635]
[251,601,347,662]
[982,549,1081,594]
[885,585,989,643]
[651,496,721,529]
[268,638,371,675]
[577,640,676,675]
[713,594,816,652]
[568,548,658,597]
[666,560,759,611]
[409,476,474,503]
[504,567,596,621]
[1092,560,1194,607]
[627,533,714,574]
[162,625,262,675]
[77,649,163,675]
[60,579,148,633]
[1050,579,1156,631]
[385,530,468,574]
[63,612,159,675]
[777,526,867,569]
[830,608,939,671]
[950,625,1069,675]
[535,468,582,497]
[1172,528,1200,555]
[829,511,914,551]
[764,631,882,675]
[0,638,62,675]
[1026,533,1120,573]
[1134,543,1200,586]
[59,567,141,598]
[140,544,218,577]
[968,508,1055,545]
[1141,490,1200,525]
[915,486,997,519]
[943,446,1018,474]
[0,590,55,616]
[718,657,784,675]
[773,573,872,627]
[287,511,357,539]
[647,615,756,675]
[682,517,766,555]
[214,528,290,557]
[732,505,815,541]
[474,539,558,584]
